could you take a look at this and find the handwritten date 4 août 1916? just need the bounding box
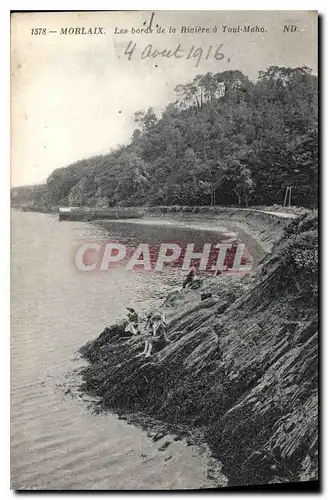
[123,41,229,67]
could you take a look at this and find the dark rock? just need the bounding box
[158,440,171,451]
[152,432,165,442]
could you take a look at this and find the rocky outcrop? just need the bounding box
[78,212,318,487]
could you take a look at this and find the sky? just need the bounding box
[11,10,317,187]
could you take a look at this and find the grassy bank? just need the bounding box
[78,211,318,487]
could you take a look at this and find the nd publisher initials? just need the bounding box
[283,24,298,32]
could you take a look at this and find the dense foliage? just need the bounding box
[12,66,318,209]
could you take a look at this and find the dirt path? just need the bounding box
[221,207,298,219]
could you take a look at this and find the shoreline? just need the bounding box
[77,274,247,488]
[13,204,298,260]
[64,365,228,489]
[95,207,292,265]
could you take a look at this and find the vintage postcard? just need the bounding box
[11,11,318,490]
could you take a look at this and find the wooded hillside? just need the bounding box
[12,66,318,210]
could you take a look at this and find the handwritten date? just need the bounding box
[124,41,227,67]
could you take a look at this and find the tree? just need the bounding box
[223,160,254,207]
[134,107,158,133]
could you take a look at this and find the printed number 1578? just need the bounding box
[31,28,46,35]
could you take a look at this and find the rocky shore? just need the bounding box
[78,211,318,488]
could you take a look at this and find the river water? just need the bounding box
[11,211,238,490]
